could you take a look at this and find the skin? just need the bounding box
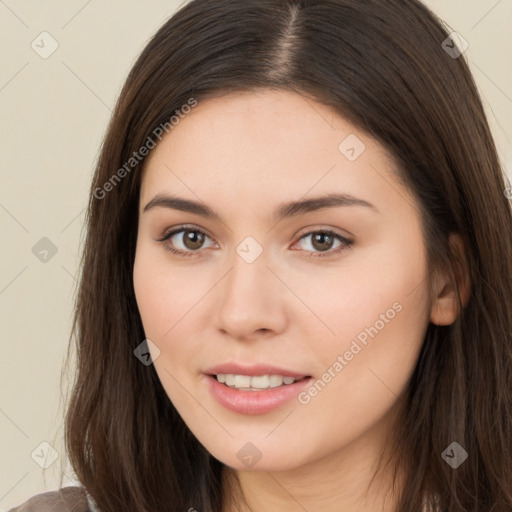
[133,89,470,512]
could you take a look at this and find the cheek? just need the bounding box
[133,244,207,384]
[298,306,427,449]
[290,230,429,358]
[133,248,197,405]
[133,243,195,340]
[296,238,430,429]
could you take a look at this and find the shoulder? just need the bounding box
[7,486,92,512]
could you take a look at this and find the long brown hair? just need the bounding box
[60,0,512,510]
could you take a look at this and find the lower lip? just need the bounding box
[205,374,313,415]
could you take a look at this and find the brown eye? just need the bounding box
[294,230,353,258]
[157,226,215,257]
[310,232,336,252]
[181,229,206,250]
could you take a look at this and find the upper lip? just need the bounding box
[204,362,310,379]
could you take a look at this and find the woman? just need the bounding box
[10,0,512,510]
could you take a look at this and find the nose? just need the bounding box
[213,246,288,341]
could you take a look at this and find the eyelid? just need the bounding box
[156,223,214,243]
[157,223,352,242]
[293,224,353,240]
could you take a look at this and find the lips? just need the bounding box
[203,362,310,379]
[205,374,313,414]
[203,362,313,414]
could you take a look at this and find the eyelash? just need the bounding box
[156,224,353,259]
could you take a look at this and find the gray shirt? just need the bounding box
[7,486,98,512]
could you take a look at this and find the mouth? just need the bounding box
[203,363,313,414]
[204,371,314,415]
[209,373,311,391]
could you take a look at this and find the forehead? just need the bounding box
[139,89,410,216]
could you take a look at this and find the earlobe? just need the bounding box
[429,233,471,326]
[430,296,459,326]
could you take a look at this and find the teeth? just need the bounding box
[234,375,251,388]
[269,375,283,388]
[249,375,269,388]
[215,374,299,390]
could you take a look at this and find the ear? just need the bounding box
[430,233,471,326]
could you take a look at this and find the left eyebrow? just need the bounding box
[143,192,378,223]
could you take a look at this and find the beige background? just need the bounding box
[0,0,511,509]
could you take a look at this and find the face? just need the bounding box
[133,89,435,473]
